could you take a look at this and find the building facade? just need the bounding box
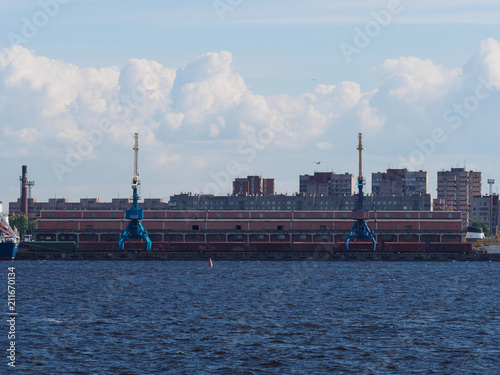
[299,172,354,196]
[232,176,275,196]
[437,168,482,229]
[372,169,428,196]
[9,198,169,218]
[34,209,464,244]
[470,194,499,235]
[168,192,433,211]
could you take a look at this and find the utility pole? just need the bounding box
[488,179,495,239]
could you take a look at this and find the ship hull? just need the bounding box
[0,242,18,260]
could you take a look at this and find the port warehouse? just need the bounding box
[33,209,464,250]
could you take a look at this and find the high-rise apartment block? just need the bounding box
[232,176,275,196]
[299,172,354,196]
[372,169,427,196]
[437,168,481,228]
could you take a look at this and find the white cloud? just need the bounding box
[372,56,461,103]
[315,141,334,150]
[0,40,499,202]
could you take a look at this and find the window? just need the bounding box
[237,213,242,219]
[192,225,199,231]
[320,225,327,230]
[216,213,221,219]
[69,212,74,218]
[90,212,95,218]
[277,225,284,231]
[195,213,200,219]
[235,225,242,230]
[279,213,284,219]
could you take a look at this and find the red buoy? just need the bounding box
[209,258,213,267]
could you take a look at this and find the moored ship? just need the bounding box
[0,213,19,260]
[465,226,485,242]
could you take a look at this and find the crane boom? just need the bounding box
[357,133,363,181]
[132,133,139,189]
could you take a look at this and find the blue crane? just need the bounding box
[345,133,376,251]
[118,133,152,251]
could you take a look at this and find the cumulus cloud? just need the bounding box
[0,40,499,199]
[372,56,462,103]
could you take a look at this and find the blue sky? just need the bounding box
[0,0,499,211]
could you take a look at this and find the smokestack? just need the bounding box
[20,165,28,216]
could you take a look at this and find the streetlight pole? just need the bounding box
[488,179,495,241]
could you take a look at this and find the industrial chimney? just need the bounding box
[20,165,28,216]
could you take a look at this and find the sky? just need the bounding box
[0,0,500,212]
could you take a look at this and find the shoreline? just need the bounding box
[15,250,500,262]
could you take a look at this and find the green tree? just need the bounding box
[8,215,35,240]
[471,221,490,237]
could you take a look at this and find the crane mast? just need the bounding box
[358,133,363,182]
[132,134,139,190]
[118,133,152,251]
[346,133,376,251]
[357,133,364,211]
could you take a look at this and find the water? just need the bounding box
[7,261,500,374]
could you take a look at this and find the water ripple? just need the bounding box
[13,261,500,374]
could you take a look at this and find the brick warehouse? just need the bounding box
[34,209,464,245]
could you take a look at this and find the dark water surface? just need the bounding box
[6,261,500,374]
